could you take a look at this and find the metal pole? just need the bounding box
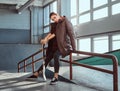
[70,52,73,80]
[32,56,34,73]
[113,56,118,91]
[24,61,26,72]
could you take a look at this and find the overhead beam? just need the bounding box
[43,0,54,6]
[17,0,35,14]
[0,4,16,10]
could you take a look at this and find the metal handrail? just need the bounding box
[18,48,118,91]
[18,48,46,73]
[60,50,118,91]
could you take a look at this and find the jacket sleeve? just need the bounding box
[65,17,76,50]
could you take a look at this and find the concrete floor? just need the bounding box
[49,65,120,91]
[0,65,119,91]
[0,71,97,91]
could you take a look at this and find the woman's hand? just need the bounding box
[41,38,48,45]
[40,33,55,45]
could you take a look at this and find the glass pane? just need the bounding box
[93,0,108,8]
[79,13,90,24]
[44,6,49,26]
[79,38,91,52]
[93,36,108,53]
[112,41,120,50]
[111,0,116,1]
[50,1,57,13]
[93,7,108,20]
[112,34,120,50]
[71,18,77,26]
[71,0,77,16]
[112,3,120,15]
[112,34,120,40]
[44,27,49,33]
[79,0,90,13]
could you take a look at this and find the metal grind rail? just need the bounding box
[60,50,118,91]
[18,48,46,73]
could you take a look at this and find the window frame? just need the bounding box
[43,1,58,34]
[70,0,120,25]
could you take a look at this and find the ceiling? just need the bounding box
[0,0,54,7]
[0,0,55,13]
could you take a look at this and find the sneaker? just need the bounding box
[28,75,38,78]
[26,71,42,80]
[26,75,38,80]
[26,71,39,80]
[50,77,58,85]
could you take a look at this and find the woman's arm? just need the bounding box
[41,33,55,44]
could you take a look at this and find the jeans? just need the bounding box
[37,50,61,73]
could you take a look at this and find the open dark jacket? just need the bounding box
[56,16,76,57]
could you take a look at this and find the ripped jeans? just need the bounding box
[37,50,61,73]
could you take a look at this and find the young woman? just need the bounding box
[28,12,76,85]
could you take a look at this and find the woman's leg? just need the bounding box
[50,50,61,84]
[53,50,61,79]
[29,52,54,77]
[37,53,54,73]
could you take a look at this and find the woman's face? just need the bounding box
[51,14,59,23]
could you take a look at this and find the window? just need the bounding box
[93,36,108,53]
[71,18,77,26]
[44,27,49,33]
[93,7,108,20]
[112,34,120,50]
[43,1,57,34]
[93,0,108,8]
[112,3,120,15]
[44,6,50,26]
[70,0,120,26]
[79,38,91,52]
[79,13,90,24]
[79,0,90,13]
[50,1,57,13]
[71,0,77,16]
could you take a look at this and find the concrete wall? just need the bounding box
[0,29,30,44]
[0,6,44,70]
[75,14,120,37]
[0,9,30,29]
[0,44,42,70]
[0,9,30,43]
[0,6,43,44]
